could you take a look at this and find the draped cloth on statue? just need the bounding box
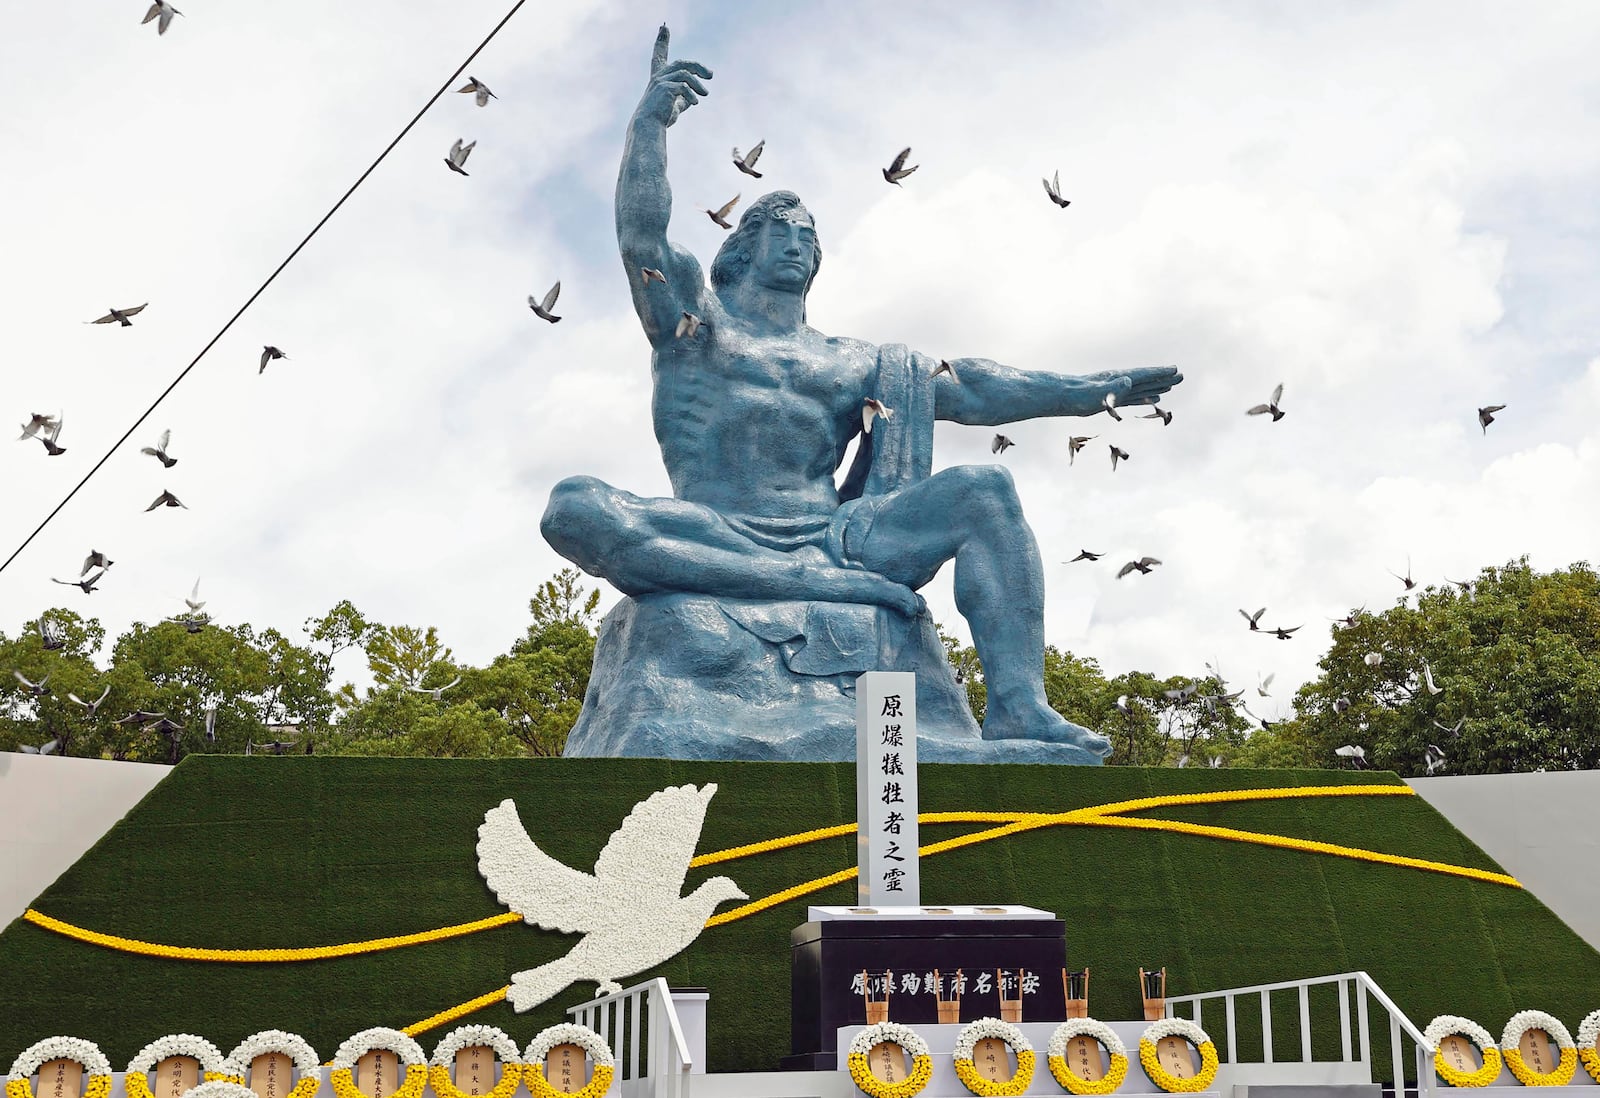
[563,345,1093,763]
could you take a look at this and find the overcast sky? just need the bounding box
[3,1,1598,715]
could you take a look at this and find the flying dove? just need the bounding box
[1239,607,1266,631]
[1143,407,1173,425]
[1268,625,1301,640]
[37,620,64,651]
[992,434,1015,454]
[675,312,702,339]
[1477,405,1505,434]
[1364,651,1383,667]
[640,267,667,286]
[1117,556,1161,578]
[1256,672,1275,697]
[12,670,50,697]
[933,360,959,382]
[89,303,147,326]
[68,686,111,717]
[141,2,180,34]
[445,139,475,176]
[883,147,918,185]
[529,283,562,323]
[52,570,106,595]
[478,783,745,1010]
[140,429,178,468]
[260,346,288,374]
[1422,661,1443,696]
[146,489,187,512]
[38,415,66,456]
[732,141,764,178]
[705,194,739,229]
[1423,743,1447,776]
[1067,549,1102,562]
[1067,436,1095,464]
[1103,392,1122,421]
[456,76,497,106]
[1110,444,1129,471]
[406,675,461,701]
[1042,170,1070,208]
[18,413,58,441]
[114,709,166,725]
[862,398,891,434]
[1247,383,1285,421]
[1334,744,1368,769]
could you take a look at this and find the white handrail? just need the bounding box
[567,978,694,1098]
[1164,970,1436,1098]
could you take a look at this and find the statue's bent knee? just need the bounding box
[542,475,616,567]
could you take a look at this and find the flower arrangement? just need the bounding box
[1575,1011,1600,1084]
[125,1034,243,1098]
[181,1085,257,1098]
[1137,1019,1218,1094]
[429,1027,523,1098]
[1047,1019,1129,1096]
[523,1025,614,1098]
[229,1031,321,1098]
[1423,1016,1502,1088]
[952,1018,1035,1097]
[329,1030,427,1098]
[1500,1011,1576,1086]
[847,1023,933,1098]
[6,1039,113,1098]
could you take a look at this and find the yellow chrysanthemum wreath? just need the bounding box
[125,1033,243,1098]
[952,1018,1035,1097]
[1138,1019,1219,1094]
[523,1024,614,1098]
[1423,1016,1502,1088]
[1048,1020,1129,1096]
[1577,1010,1600,1084]
[6,1038,113,1098]
[848,1023,934,1098]
[429,1026,523,1098]
[229,1031,321,1098]
[329,1029,427,1098]
[1500,1011,1576,1087]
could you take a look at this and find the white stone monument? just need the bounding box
[856,671,919,906]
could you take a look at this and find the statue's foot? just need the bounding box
[983,701,1113,758]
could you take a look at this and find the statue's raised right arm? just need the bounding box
[616,26,711,346]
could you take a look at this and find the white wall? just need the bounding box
[0,751,168,924]
[1409,770,1600,950]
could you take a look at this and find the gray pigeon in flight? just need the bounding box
[260,346,288,374]
[529,283,561,323]
[141,2,181,34]
[1042,170,1070,208]
[732,141,765,178]
[479,784,745,1010]
[89,303,147,326]
[456,76,496,106]
[883,147,918,185]
[705,194,739,230]
[445,139,475,176]
[1477,404,1506,434]
[1247,383,1285,421]
[140,429,178,468]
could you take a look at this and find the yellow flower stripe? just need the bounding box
[1078,815,1522,887]
[20,909,524,963]
[690,823,857,866]
[400,987,509,1037]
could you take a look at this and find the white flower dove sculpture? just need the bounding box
[477,783,745,1011]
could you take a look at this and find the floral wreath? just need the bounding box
[523,1024,614,1098]
[1138,1019,1219,1094]
[126,1034,243,1098]
[229,1032,322,1098]
[6,1038,114,1098]
[1048,1019,1129,1096]
[429,1027,524,1098]
[1576,1011,1600,1084]
[847,1023,934,1098]
[329,1029,427,1098]
[181,1085,257,1098]
[1423,1016,1502,1088]
[1500,1011,1576,1087]
[952,1018,1035,1097]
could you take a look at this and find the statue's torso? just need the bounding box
[651,315,876,519]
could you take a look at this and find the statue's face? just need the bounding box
[749,214,817,293]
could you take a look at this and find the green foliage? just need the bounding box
[1294,558,1600,775]
[364,624,453,690]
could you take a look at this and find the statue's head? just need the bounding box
[710,191,821,300]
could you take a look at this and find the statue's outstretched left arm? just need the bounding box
[934,358,1182,425]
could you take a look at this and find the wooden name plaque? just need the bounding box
[354,1050,399,1098]
[546,1044,587,1095]
[1519,1028,1553,1074]
[155,1057,200,1098]
[1156,1037,1197,1079]
[35,1060,83,1098]
[249,1053,293,1098]
[452,1046,495,1096]
[869,1041,908,1084]
[1065,1037,1107,1082]
[972,1037,1015,1083]
[1438,1034,1481,1074]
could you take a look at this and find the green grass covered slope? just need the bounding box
[1,758,1594,1077]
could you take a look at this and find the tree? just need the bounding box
[365,625,453,690]
[1293,558,1600,775]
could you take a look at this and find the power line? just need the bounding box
[0,0,527,579]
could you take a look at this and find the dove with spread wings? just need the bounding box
[477,783,746,1011]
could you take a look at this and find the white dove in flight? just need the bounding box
[477,783,745,1011]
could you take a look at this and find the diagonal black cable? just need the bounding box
[1,0,527,579]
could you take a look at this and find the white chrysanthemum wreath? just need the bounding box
[1423,1016,1502,1088]
[1576,1010,1600,1084]
[181,1084,257,1098]
[952,1018,1035,1097]
[1048,1019,1129,1096]
[329,1029,427,1098]
[523,1024,614,1098]
[126,1034,243,1098]
[429,1026,523,1098]
[229,1032,321,1098]
[6,1038,113,1098]
[1500,1011,1576,1086]
[1138,1019,1219,1094]
[847,1023,933,1098]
